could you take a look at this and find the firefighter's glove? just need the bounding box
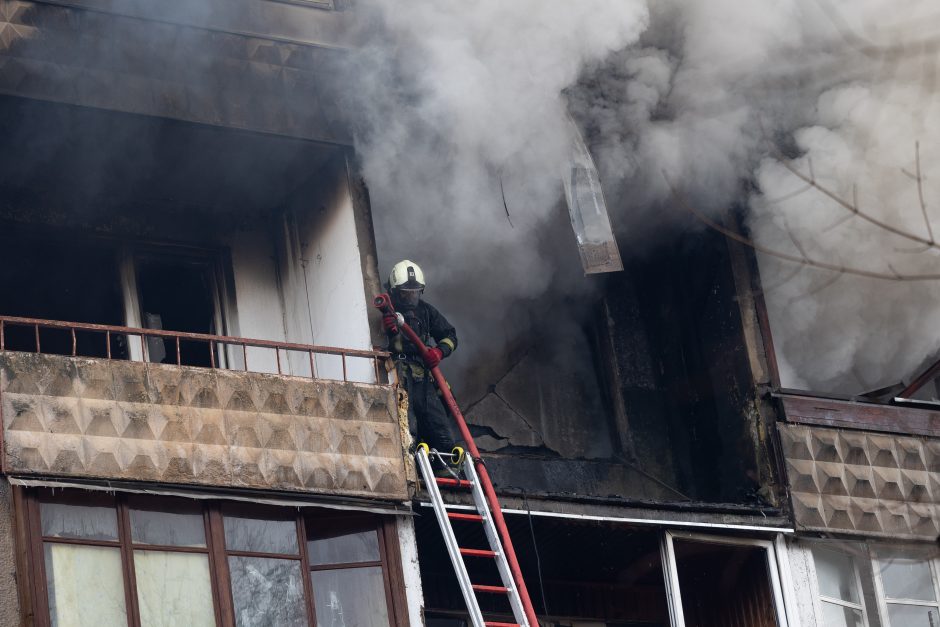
[423,347,444,369]
[382,313,399,334]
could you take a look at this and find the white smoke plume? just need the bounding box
[345,0,940,394]
[343,0,649,383]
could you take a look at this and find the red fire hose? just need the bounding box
[373,294,540,627]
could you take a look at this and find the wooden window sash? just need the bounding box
[19,490,409,627]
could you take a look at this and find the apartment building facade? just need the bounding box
[5,2,935,627]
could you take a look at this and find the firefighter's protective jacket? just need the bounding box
[390,301,458,369]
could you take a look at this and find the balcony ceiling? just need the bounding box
[0,95,338,226]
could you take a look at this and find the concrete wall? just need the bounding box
[396,516,425,627]
[0,0,352,143]
[0,478,21,627]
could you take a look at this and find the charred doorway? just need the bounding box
[417,513,670,626]
[0,229,126,358]
[136,254,221,367]
[665,533,785,627]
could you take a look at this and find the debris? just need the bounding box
[562,117,623,274]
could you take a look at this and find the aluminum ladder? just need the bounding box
[415,446,531,627]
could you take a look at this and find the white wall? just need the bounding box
[270,163,375,383]
[222,162,376,383]
[226,230,287,374]
[297,173,375,383]
[396,515,425,626]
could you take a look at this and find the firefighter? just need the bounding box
[382,260,459,465]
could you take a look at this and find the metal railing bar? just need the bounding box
[71,329,77,357]
[175,337,181,366]
[0,315,387,360]
[275,347,282,375]
[341,354,347,382]
[209,340,216,368]
[34,324,40,353]
[106,330,111,359]
[242,343,248,372]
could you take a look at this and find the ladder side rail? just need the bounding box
[417,448,487,627]
[463,455,531,627]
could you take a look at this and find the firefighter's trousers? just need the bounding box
[401,364,455,455]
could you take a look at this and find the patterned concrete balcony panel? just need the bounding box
[779,423,940,541]
[0,352,407,500]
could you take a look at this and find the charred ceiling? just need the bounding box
[0,95,340,241]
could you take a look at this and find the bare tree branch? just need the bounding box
[915,141,933,243]
[774,153,940,251]
[663,171,940,282]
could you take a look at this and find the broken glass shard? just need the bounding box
[563,117,623,274]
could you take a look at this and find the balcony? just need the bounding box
[776,391,940,541]
[0,316,408,502]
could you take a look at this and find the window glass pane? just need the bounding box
[224,516,298,555]
[312,566,390,627]
[44,543,127,626]
[880,554,936,601]
[308,529,380,565]
[821,601,864,627]
[813,547,860,603]
[130,509,206,547]
[40,502,118,540]
[228,556,306,627]
[886,603,939,626]
[134,551,215,627]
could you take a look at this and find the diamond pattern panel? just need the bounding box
[779,423,940,540]
[0,352,407,500]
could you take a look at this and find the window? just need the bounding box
[135,255,222,367]
[21,490,404,627]
[873,549,940,627]
[307,515,392,627]
[811,546,868,627]
[807,541,940,627]
[662,532,787,627]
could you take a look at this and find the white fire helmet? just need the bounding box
[389,260,426,291]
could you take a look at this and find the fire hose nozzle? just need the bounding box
[373,293,393,312]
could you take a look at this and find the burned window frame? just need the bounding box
[661,531,791,627]
[15,488,408,627]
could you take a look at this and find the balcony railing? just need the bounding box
[0,315,389,384]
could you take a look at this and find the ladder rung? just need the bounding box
[472,584,509,594]
[484,623,520,627]
[460,548,497,558]
[447,512,484,522]
[435,477,473,488]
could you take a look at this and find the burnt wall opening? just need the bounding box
[598,228,760,503]
[459,227,763,507]
[137,257,217,367]
[417,513,670,626]
[0,231,126,358]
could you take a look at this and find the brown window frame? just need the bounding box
[17,488,408,627]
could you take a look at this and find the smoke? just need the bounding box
[346,0,940,394]
[750,20,940,393]
[342,0,649,382]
